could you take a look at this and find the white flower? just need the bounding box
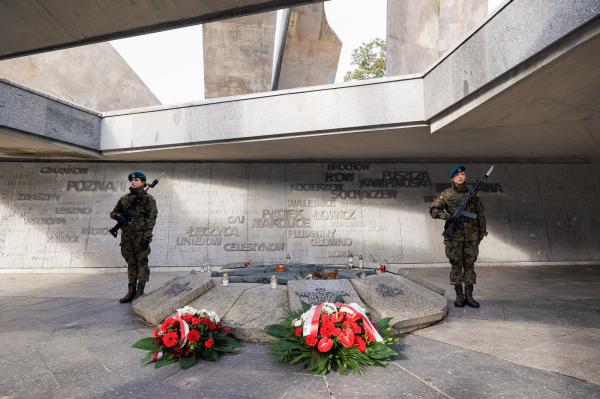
[292,319,302,327]
[300,311,309,321]
[209,311,221,323]
[178,305,197,315]
[322,302,337,314]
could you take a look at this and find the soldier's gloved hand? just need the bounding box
[140,239,151,250]
[478,231,488,243]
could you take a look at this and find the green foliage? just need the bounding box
[343,38,386,82]
[132,337,160,351]
[265,305,400,375]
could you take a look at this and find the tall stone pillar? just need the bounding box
[277,3,342,89]
[387,0,488,76]
[203,13,277,98]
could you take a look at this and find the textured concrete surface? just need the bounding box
[0,267,599,398]
[0,161,599,271]
[203,12,277,99]
[387,0,488,76]
[351,273,448,333]
[288,279,364,311]
[0,42,159,112]
[132,271,214,325]
[278,3,341,89]
[405,265,600,385]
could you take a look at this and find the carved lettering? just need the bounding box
[185,226,239,237]
[290,183,343,192]
[312,210,356,221]
[55,207,92,214]
[435,182,504,193]
[288,229,336,239]
[48,233,79,243]
[16,194,60,201]
[24,217,66,225]
[287,199,336,208]
[66,181,126,192]
[327,163,370,171]
[361,171,432,188]
[311,238,353,246]
[330,190,397,200]
[223,242,285,251]
[40,167,88,175]
[176,237,222,246]
[324,173,354,182]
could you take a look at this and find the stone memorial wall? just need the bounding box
[0,162,598,271]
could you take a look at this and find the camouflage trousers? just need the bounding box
[444,240,479,285]
[120,234,151,283]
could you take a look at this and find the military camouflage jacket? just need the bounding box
[110,187,158,240]
[430,183,486,241]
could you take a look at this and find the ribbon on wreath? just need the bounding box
[302,302,382,343]
[173,309,191,348]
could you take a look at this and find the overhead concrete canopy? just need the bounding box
[0,0,322,60]
[0,0,598,162]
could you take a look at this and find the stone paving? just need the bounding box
[0,266,599,398]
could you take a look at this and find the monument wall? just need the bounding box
[0,162,598,272]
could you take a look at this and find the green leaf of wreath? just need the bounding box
[132,337,160,351]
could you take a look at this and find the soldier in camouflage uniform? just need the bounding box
[110,171,158,303]
[430,166,487,308]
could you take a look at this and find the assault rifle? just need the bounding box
[442,165,494,239]
[109,178,159,238]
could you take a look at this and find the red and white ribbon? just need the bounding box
[174,309,191,348]
[336,302,382,342]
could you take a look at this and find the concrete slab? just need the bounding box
[187,281,261,320]
[221,284,288,342]
[351,273,448,333]
[287,279,364,311]
[131,271,214,325]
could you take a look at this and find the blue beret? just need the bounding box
[128,171,147,181]
[449,165,466,179]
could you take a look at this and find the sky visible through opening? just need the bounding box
[111,0,505,105]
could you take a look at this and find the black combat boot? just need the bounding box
[119,282,136,303]
[454,284,465,307]
[464,284,480,308]
[134,280,146,299]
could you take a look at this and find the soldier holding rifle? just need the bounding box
[430,165,492,308]
[110,171,158,303]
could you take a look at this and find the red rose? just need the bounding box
[204,338,215,348]
[295,327,302,337]
[152,329,159,338]
[317,337,334,352]
[181,314,193,323]
[353,336,366,352]
[321,314,330,323]
[200,318,210,325]
[162,332,179,348]
[208,322,217,331]
[305,335,318,347]
[332,327,341,337]
[340,329,355,348]
[187,329,200,343]
[191,317,201,325]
